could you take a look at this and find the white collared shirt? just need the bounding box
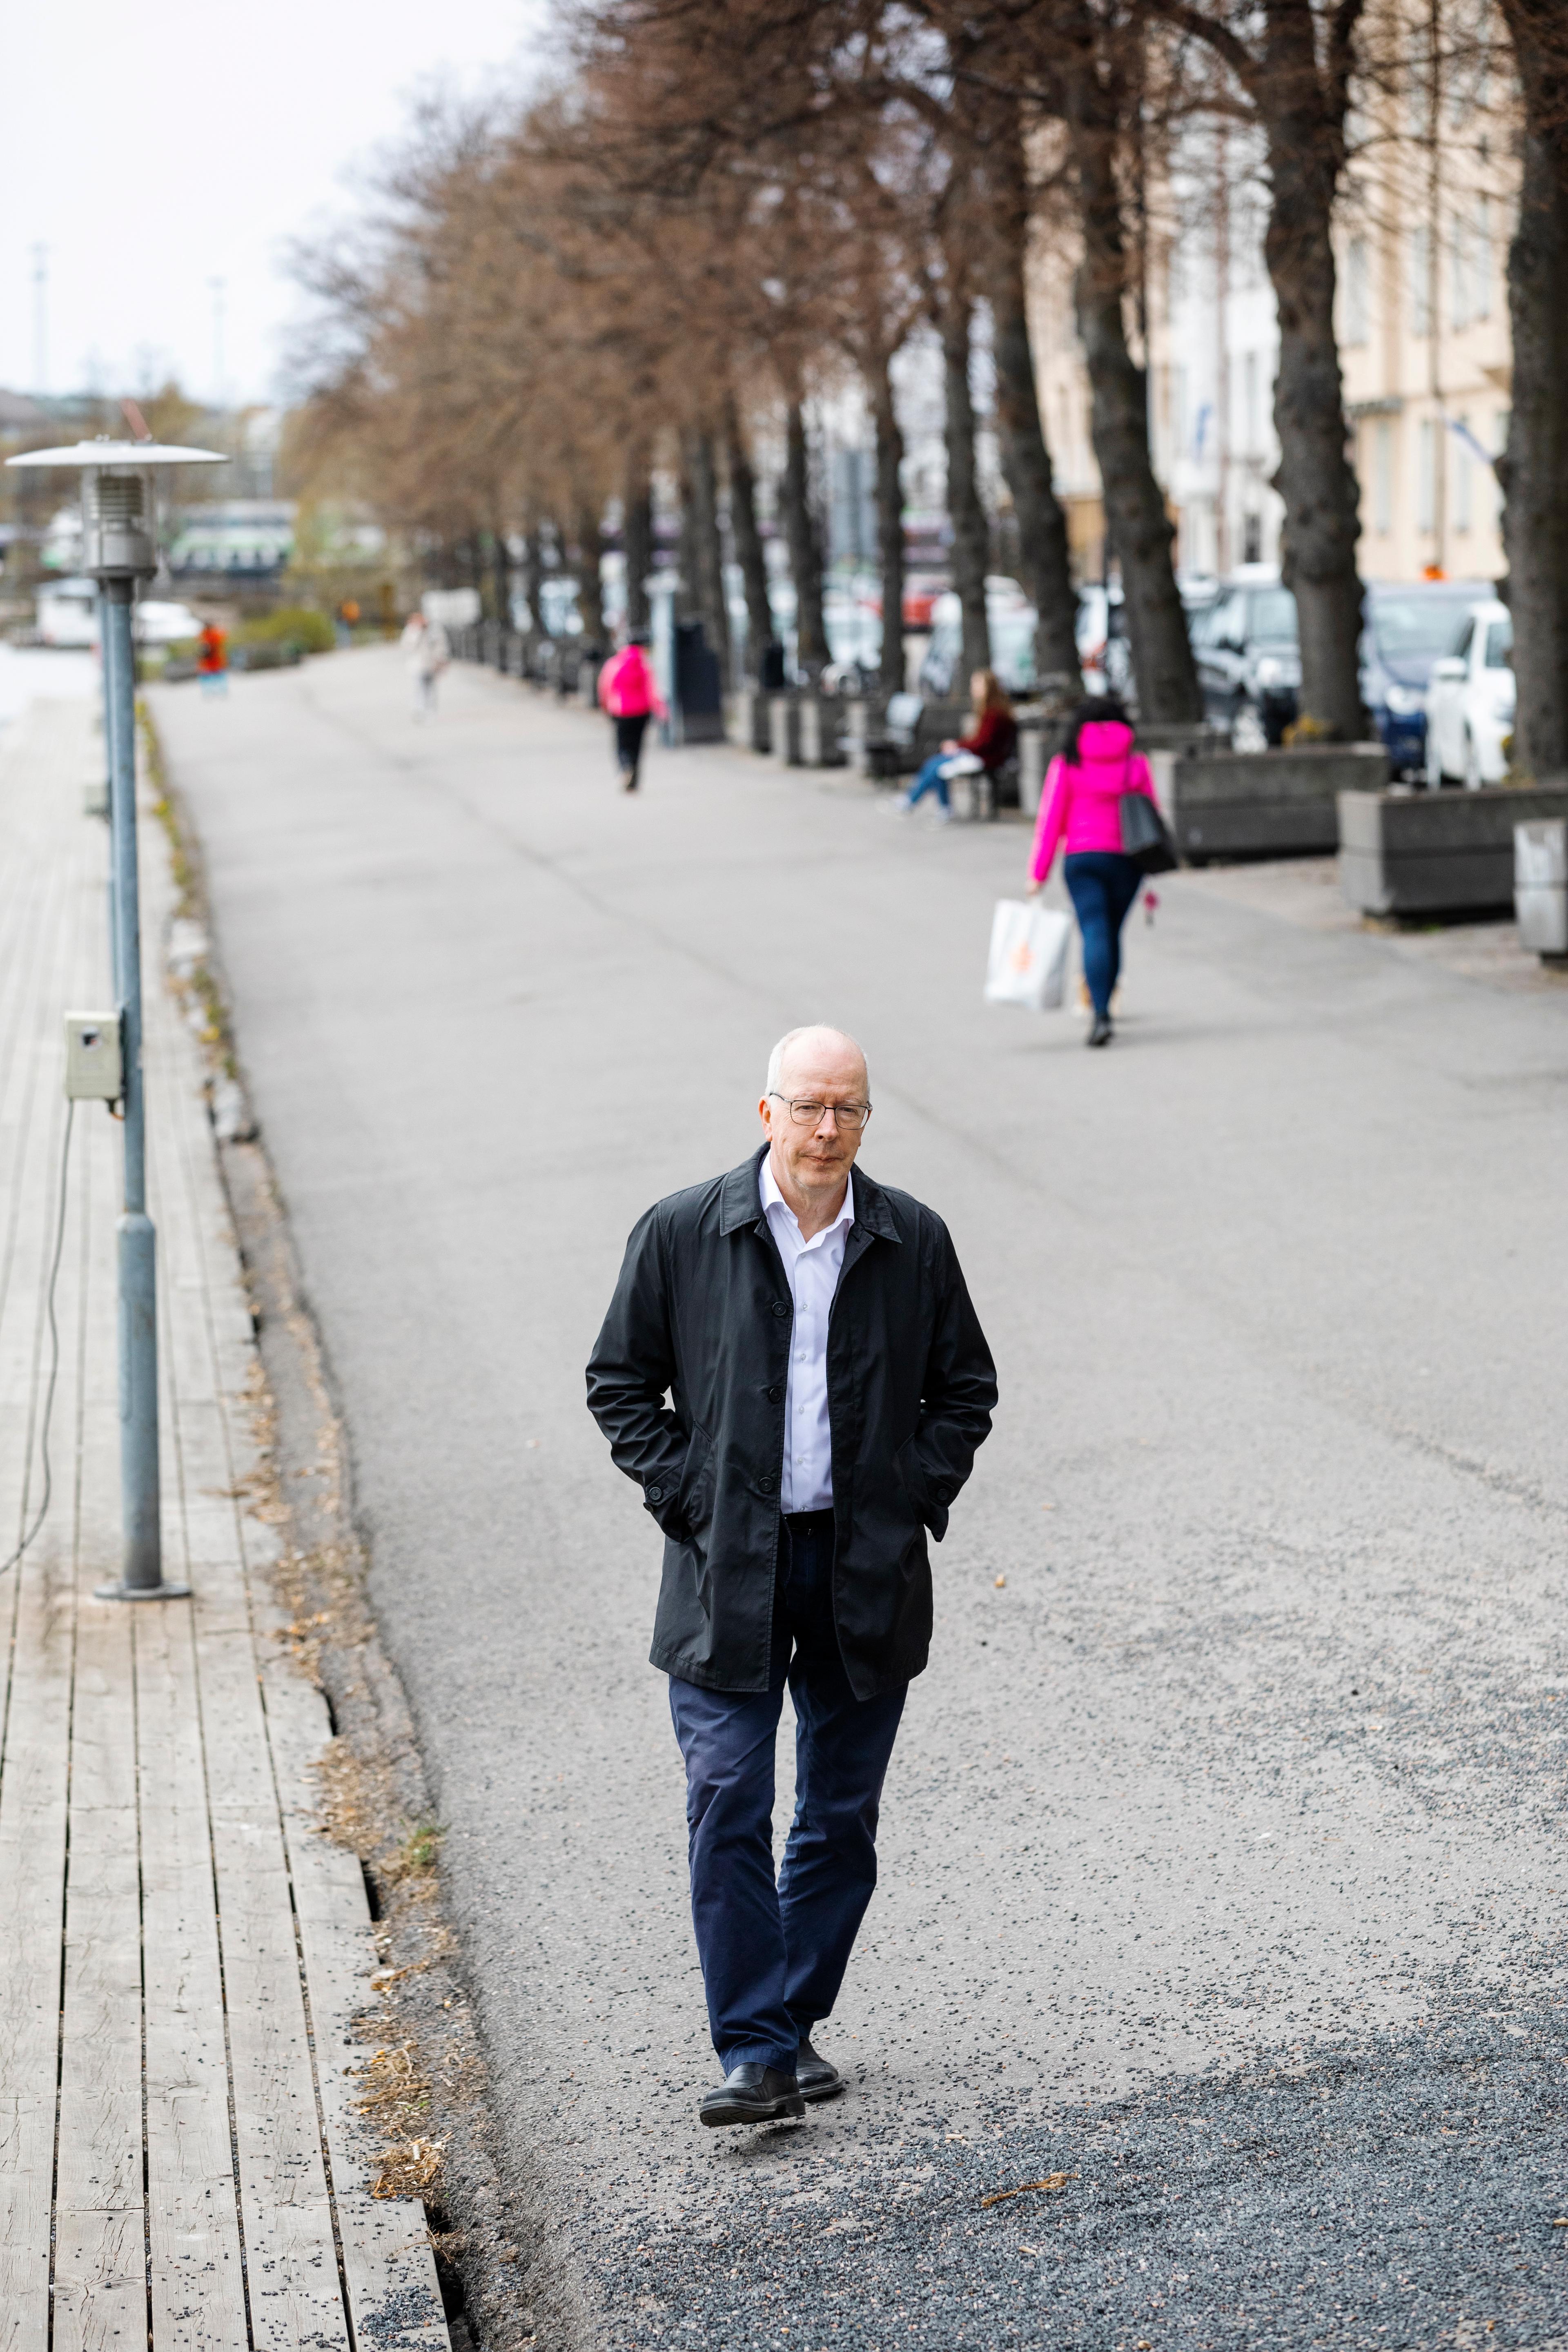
[760,1156,855,1513]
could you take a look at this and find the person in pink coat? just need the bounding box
[597,634,668,793]
[1025,697,1158,1047]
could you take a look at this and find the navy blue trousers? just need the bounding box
[1064,849,1142,1017]
[667,1510,907,2074]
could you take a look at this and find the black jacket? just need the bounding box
[585,1148,996,1699]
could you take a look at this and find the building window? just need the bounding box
[1453,414,1473,532]
[1411,227,1432,337]
[1417,418,1437,532]
[1373,419,1394,535]
[1245,351,1260,449]
[1343,238,1370,346]
[1451,215,1470,331]
[1243,510,1263,564]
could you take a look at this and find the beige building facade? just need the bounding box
[1027,54,1518,593]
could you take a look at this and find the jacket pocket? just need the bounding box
[894,1433,949,1541]
[676,1423,716,1536]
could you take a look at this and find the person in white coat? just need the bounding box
[401,611,450,719]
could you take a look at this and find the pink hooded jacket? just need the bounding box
[1029,717,1158,882]
[598,645,667,721]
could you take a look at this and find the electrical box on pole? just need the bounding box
[64,1011,123,1101]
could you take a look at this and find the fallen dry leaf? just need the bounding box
[980,2171,1077,2208]
[994,1575,1007,1589]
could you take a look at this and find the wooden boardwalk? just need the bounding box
[0,697,449,2351]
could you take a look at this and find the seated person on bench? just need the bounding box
[892,670,1017,822]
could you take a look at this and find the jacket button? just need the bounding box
[771,1300,789,1319]
[757,1473,777,1495]
[647,1483,664,1503]
[768,1385,782,1403]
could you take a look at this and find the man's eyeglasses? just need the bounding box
[769,1093,873,1132]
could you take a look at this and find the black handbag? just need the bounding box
[1120,773,1179,873]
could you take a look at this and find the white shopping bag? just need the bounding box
[983,898,1071,1011]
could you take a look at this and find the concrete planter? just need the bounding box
[842,695,889,772]
[797,694,847,768]
[768,695,801,764]
[1156,744,1389,863]
[727,686,773,754]
[1339,782,1568,916]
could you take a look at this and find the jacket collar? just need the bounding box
[719,1145,899,1242]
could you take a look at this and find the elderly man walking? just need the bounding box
[586,1026,996,2126]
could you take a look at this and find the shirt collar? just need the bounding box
[759,1153,855,1241]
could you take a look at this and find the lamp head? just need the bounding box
[5,439,225,581]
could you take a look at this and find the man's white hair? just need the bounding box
[766,1026,870,1098]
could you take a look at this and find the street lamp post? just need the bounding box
[7,438,223,1598]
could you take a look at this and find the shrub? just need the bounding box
[231,605,336,656]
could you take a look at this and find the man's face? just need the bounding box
[759,1036,871,1201]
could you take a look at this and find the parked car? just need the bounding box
[918,577,1036,697]
[34,577,99,646]
[1359,579,1494,777]
[1423,598,1515,788]
[1075,584,1133,698]
[1189,567,1301,747]
[135,599,203,646]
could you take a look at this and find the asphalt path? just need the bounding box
[152,646,1568,2350]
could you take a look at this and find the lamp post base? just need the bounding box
[94,1579,192,1602]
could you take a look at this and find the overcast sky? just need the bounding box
[0,0,551,410]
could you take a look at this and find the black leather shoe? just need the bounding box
[795,2038,844,2103]
[1087,1015,1113,1048]
[698,2064,805,2127]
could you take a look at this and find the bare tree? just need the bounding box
[1496,0,1568,775]
[1139,0,1369,738]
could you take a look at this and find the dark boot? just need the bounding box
[698,2064,805,2127]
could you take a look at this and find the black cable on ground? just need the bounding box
[1,1098,77,1581]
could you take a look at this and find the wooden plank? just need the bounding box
[137,1599,250,2351]
[0,1550,74,2352]
[196,1610,352,2352]
[263,1670,451,2349]
[0,765,84,2347]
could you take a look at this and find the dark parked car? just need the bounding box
[1359,579,1495,778]
[1190,569,1302,747]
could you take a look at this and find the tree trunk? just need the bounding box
[622,452,653,638]
[1499,4,1568,776]
[1068,79,1200,724]
[575,499,606,646]
[682,425,731,691]
[724,397,776,683]
[869,353,907,696]
[1259,3,1368,740]
[781,399,829,678]
[523,521,548,640]
[939,294,992,683]
[490,522,511,628]
[988,113,1082,694]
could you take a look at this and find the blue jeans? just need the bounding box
[905,753,953,808]
[667,1510,907,2073]
[1064,851,1142,1017]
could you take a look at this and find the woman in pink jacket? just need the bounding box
[1026,697,1158,1047]
[597,634,668,793]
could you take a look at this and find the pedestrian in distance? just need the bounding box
[196,618,228,699]
[400,610,450,720]
[1027,695,1158,1047]
[597,632,667,791]
[586,1027,996,2127]
[888,669,1017,824]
